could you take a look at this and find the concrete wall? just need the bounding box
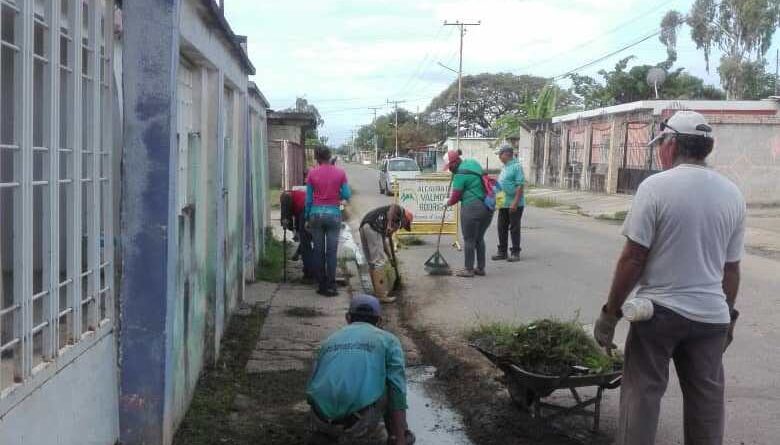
[709,119,780,205]
[268,140,284,187]
[248,96,269,269]
[119,0,253,443]
[269,124,304,145]
[445,138,501,172]
[548,105,780,204]
[0,333,119,444]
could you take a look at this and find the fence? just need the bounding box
[546,131,562,187]
[269,140,306,189]
[565,127,587,189]
[616,122,657,194]
[587,123,611,193]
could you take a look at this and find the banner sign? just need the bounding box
[393,174,458,237]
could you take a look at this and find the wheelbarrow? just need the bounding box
[471,343,622,433]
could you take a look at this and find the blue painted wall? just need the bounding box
[118,0,180,443]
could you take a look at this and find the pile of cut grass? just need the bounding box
[469,319,621,375]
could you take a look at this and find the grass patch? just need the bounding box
[285,307,324,318]
[255,229,288,282]
[526,196,561,208]
[469,318,622,375]
[396,235,425,247]
[173,306,266,445]
[270,187,282,210]
[595,210,628,222]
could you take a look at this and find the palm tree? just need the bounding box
[495,85,558,140]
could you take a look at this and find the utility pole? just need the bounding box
[386,99,406,157]
[350,128,356,161]
[775,48,779,96]
[368,106,383,164]
[444,20,480,153]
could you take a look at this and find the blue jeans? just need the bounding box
[309,213,341,291]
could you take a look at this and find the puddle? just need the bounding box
[406,366,473,445]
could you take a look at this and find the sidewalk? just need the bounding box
[527,187,780,258]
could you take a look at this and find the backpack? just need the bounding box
[463,171,498,211]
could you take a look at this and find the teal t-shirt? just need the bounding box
[498,158,525,207]
[451,158,485,205]
[306,322,408,419]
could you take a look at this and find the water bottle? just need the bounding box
[622,297,654,322]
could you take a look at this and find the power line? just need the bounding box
[552,30,661,80]
[393,26,450,98]
[514,0,678,73]
[397,27,459,99]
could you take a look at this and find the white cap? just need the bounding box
[647,110,713,146]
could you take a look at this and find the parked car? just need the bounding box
[379,157,421,195]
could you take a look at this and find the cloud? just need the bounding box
[223,0,731,145]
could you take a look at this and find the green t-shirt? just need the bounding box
[451,159,485,205]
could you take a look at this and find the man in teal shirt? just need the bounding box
[492,144,525,262]
[307,294,415,444]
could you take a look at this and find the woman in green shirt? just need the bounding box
[445,150,495,277]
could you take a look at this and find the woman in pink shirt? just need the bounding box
[305,147,351,296]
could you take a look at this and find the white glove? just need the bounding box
[594,305,620,353]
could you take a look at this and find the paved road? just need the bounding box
[344,163,780,445]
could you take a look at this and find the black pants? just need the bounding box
[496,207,524,255]
[460,200,494,271]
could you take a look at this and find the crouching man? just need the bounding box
[306,294,415,445]
[359,205,413,303]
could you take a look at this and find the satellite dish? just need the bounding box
[646,68,667,99]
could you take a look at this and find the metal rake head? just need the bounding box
[424,250,452,276]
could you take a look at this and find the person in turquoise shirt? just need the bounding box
[492,144,525,262]
[307,294,415,445]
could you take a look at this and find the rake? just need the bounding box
[424,177,454,276]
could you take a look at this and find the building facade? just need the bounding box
[529,100,780,204]
[0,1,272,444]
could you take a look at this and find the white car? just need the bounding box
[379,157,421,195]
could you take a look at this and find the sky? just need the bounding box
[223,0,779,146]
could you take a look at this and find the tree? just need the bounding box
[494,85,560,140]
[567,56,725,108]
[284,97,325,127]
[424,73,577,136]
[660,0,780,99]
[354,109,438,155]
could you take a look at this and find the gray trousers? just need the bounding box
[617,304,729,445]
[310,397,387,443]
[460,200,493,271]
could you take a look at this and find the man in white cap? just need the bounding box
[307,294,415,444]
[593,111,745,445]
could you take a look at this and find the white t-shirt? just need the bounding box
[622,164,746,324]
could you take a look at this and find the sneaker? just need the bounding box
[379,295,397,304]
[387,430,416,445]
[455,269,475,277]
[507,253,521,262]
[491,253,507,261]
[316,288,338,297]
[474,268,486,276]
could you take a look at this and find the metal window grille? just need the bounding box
[0,0,114,398]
